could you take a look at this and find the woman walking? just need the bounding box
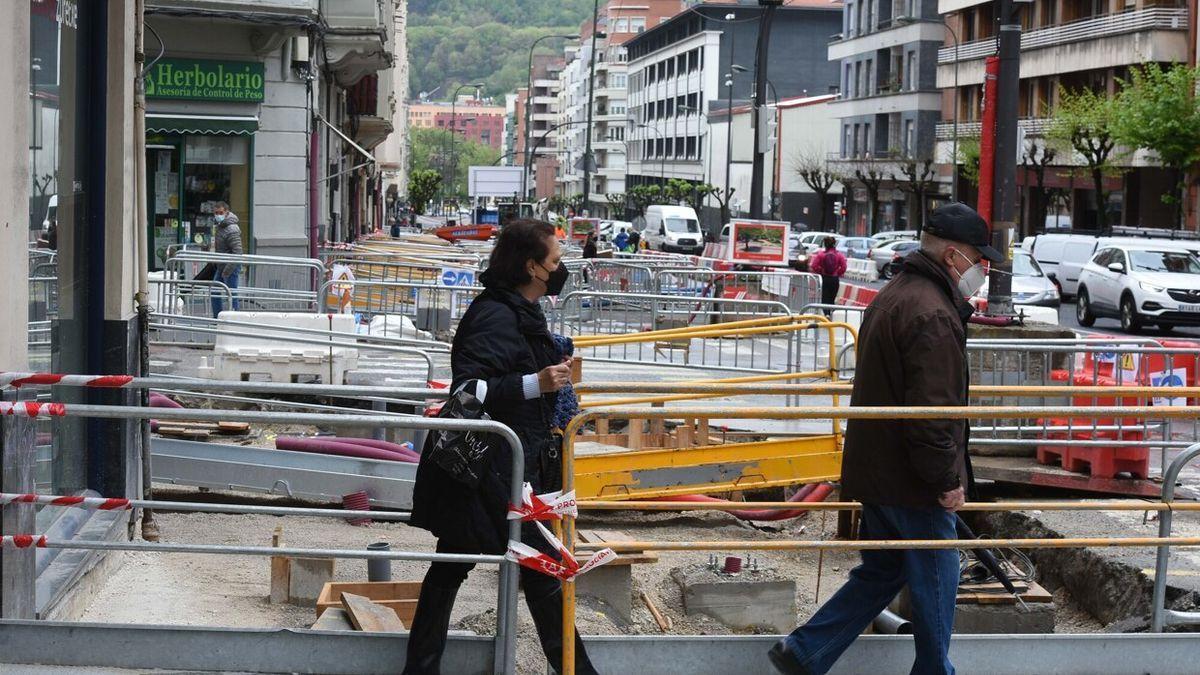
[405,220,599,675]
[810,236,847,311]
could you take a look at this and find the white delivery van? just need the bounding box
[643,205,704,254]
[1026,231,1200,298]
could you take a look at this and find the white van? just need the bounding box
[643,205,703,254]
[1025,231,1200,297]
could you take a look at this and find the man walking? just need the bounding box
[769,203,1002,675]
[211,201,243,317]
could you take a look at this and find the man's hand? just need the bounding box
[537,358,573,393]
[938,486,965,512]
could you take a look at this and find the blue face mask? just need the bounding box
[214,213,226,224]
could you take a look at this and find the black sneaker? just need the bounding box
[767,640,813,675]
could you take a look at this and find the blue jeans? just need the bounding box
[211,269,239,317]
[784,503,959,675]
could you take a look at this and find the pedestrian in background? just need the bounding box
[583,232,598,259]
[769,203,1002,675]
[613,228,629,252]
[405,220,599,675]
[627,229,641,253]
[810,237,847,311]
[210,201,242,317]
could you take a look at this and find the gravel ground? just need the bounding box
[80,491,1107,674]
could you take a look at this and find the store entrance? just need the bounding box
[147,140,183,270]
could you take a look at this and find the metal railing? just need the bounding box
[935,117,1053,141]
[556,397,1200,674]
[165,252,324,312]
[937,7,1189,64]
[1152,442,1200,632]
[317,278,482,328]
[1,401,524,675]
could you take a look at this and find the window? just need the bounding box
[904,120,914,155]
[844,125,853,157]
[864,123,872,155]
[686,136,697,158]
[615,18,629,33]
[665,138,674,156]
[854,62,862,98]
[907,51,917,90]
[612,74,627,89]
[611,103,626,115]
[630,17,646,32]
[866,58,875,95]
[845,64,852,97]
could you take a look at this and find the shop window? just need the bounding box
[183,135,251,253]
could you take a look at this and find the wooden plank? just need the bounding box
[340,592,406,633]
[311,607,355,631]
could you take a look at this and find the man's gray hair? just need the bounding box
[920,230,952,259]
[214,201,229,210]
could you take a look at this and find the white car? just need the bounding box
[796,231,844,254]
[1075,245,1200,332]
[871,230,917,246]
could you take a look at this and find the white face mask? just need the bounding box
[951,248,988,298]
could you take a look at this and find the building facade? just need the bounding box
[625,2,842,227]
[827,0,946,235]
[515,53,566,199]
[136,0,398,260]
[375,0,410,219]
[937,0,1191,233]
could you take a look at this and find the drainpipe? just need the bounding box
[133,0,158,541]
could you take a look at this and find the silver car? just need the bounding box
[871,240,920,279]
[976,250,1061,308]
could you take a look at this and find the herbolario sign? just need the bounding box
[145,58,265,102]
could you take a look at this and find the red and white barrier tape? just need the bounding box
[505,520,616,582]
[0,372,135,389]
[507,483,578,522]
[0,493,131,510]
[0,535,48,549]
[0,402,67,417]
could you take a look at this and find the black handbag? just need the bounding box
[540,433,564,493]
[424,380,493,487]
[194,262,217,282]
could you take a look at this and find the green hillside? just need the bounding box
[408,0,593,100]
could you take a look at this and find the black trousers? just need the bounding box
[820,274,841,310]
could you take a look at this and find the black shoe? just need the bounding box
[768,640,813,675]
[402,583,461,675]
[526,588,600,675]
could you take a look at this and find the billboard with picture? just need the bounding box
[730,219,790,266]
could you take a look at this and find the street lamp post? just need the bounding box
[725,63,747,222]
[522,34,576,200]
[898,15,961,202]
[445,82,484,213]
[581,0,602,216]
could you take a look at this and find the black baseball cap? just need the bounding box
[922,203,1004,263]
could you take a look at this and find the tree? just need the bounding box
[957,137,982,189]
[1021,139,1058,236]
[892,156,938,230]
[709,186,735,228]
[1049,85,1123,230]
[664,179,717,216]
[627,185,663,218]
[1113,63,1200,229]
[409,127,500,200]
[851,162,886,234]
[792,151,840,232]
[408,170,442,216]
[605,193,627,219]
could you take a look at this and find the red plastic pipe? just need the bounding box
[149,393,182,409]
[275,436,418,463]
[653,483,835,522]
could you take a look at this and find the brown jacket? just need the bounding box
[840,250,975,509]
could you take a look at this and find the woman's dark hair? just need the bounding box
[823,236,837,250]
[487,219,556,287]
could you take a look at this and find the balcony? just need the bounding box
[320,0,393,86]
[343,73,394,149]
[828,18,946,61]
[828,89,941,117]
[147,0,318,17]
[934,117,1053,141]
[937,7,1188,64]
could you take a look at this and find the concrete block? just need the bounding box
[289,557,336,606]
[671,565,796,633]
[576,563,633,622]
[891,588,1056,634]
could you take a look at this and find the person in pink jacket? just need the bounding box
[810,237,848,311]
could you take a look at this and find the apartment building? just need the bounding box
[555,1,683,217]
[625,2,842,226]
[937,0,1192,231]
[827,0,947,235]
[406,100,506,150]
[514,54,566,199]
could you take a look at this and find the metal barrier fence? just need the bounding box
[1152,442,1200,632]
[0,401,522,675]
[149,279,234,344]
[166,253,324,312]
[318,279,482,329]
[556,399,1200,675]
[552,293,812,375]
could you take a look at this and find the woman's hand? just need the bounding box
[537,358,574,393]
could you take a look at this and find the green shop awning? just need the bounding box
[145,114,258,136]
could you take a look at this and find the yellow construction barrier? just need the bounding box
[556,396,1200,674]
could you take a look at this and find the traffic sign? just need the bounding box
[440,268,476,288]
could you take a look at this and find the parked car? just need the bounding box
[643,205,703,254]
[795,231,844,254]
[871,240,921,279]
[836,236,875,260]
[870,230,917,246]
[1024,231,1200,298]
[1075,245,1200,332]
[975,250,1061,308]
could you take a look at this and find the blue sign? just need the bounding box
[440,268,476,288]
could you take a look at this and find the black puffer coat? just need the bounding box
[409,273,560,554]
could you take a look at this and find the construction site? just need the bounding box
[5,231,1200,675]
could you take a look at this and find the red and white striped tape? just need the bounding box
[0,493,132,510]
[0,402,67,417]
[0,372,135,389]
[0,535,48,549]
[507,483,578,522]
[505,520,616,582]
